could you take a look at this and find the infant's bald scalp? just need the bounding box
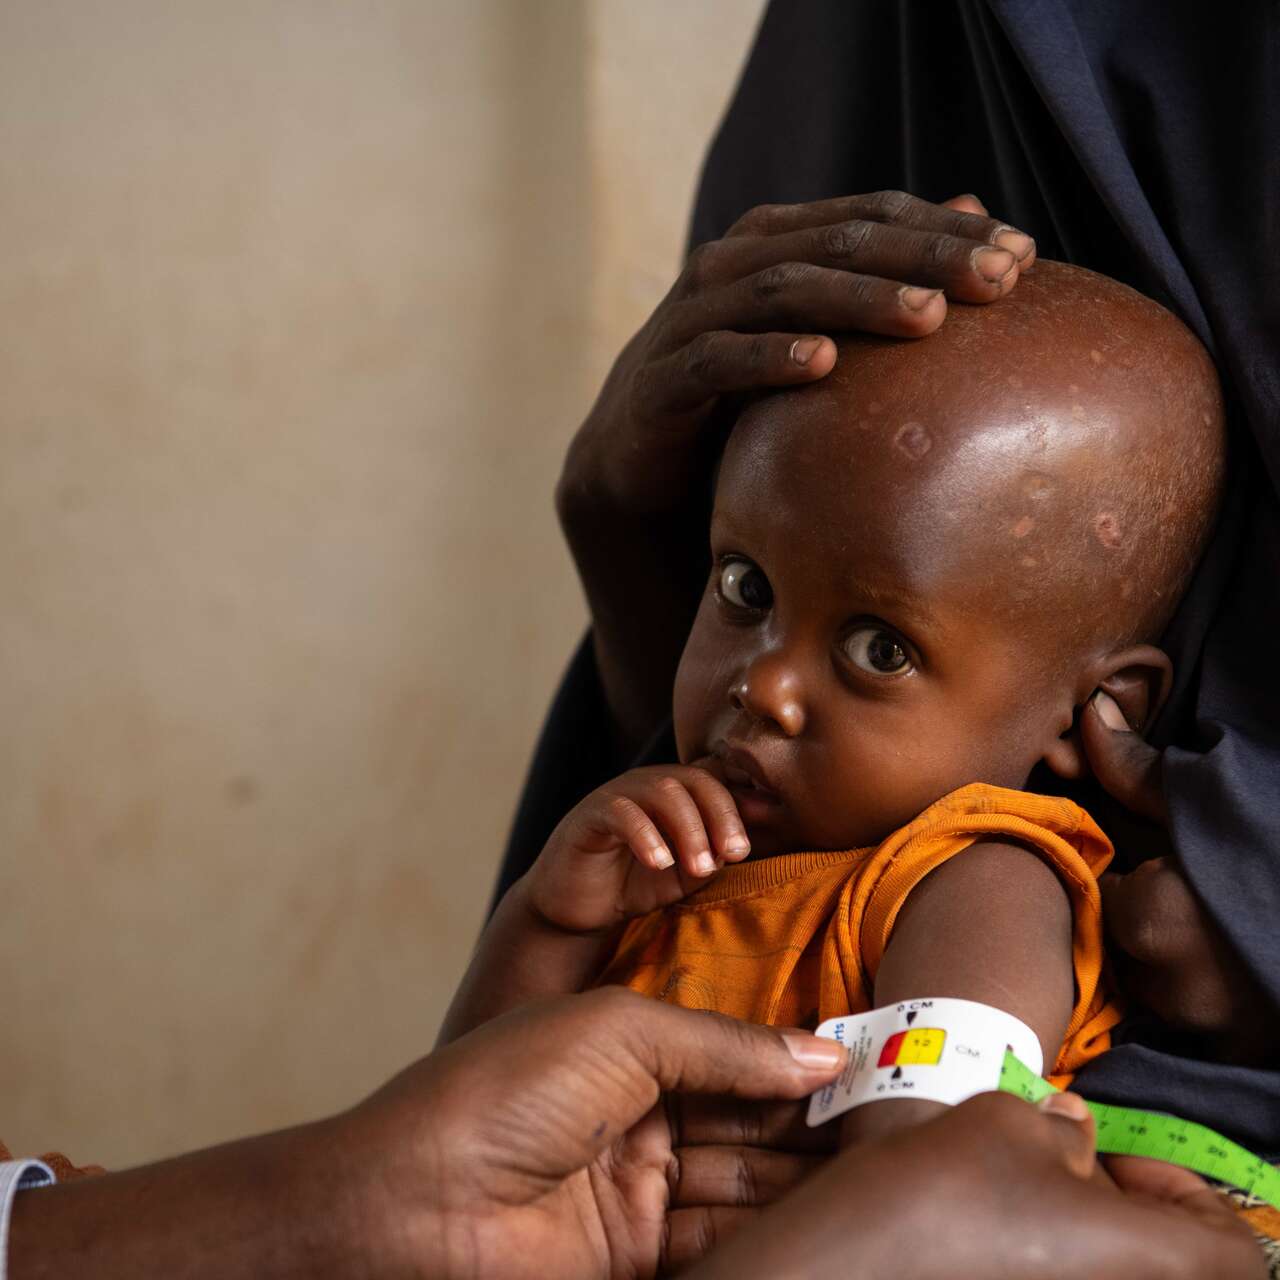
[758,261,1226,652]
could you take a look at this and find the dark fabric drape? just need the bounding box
[497,0,1280,1149]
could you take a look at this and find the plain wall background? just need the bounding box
[1,0,765,1168]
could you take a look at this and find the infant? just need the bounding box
[443,261,1226,1142]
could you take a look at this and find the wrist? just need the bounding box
[556,419,623,529]
[323,1106,453,1280]
[287,1115,411,1277]
[515,869,617,940]
[556,408,709,529]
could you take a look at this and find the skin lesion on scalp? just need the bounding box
[893,421,933,460]
[1093,511,1124,549]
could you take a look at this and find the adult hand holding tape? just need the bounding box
[690,1089,1263,1280]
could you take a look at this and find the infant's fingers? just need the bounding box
[637,330,837,415]
[633,774,718,878]
[599,793,675,871]
[681,767,751,862]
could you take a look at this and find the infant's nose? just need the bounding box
[730,652,806,737]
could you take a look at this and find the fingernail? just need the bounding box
[1038,1092,1091,1122]
[900,285,941,311]
[724,837,751,856]
[782,1033,846,1070]
[994,228,1035,261]
[652,845,675,869]
[790,336,823,366]
[974,246,1016,282]
[1092,690,1130,733]
[693,851,717,876]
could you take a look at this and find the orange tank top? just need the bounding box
[598,782,1122,1086]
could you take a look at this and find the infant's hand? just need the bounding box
[526,764,750,934]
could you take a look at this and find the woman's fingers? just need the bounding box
[1100,858,1275,1052]
[685,219,1021,304]
[1035,1092,1098,1180]
[942,192,990,216]
[668,1144,824,1208]
[636,330,838,414]
[1105,1155,1214,1204]
[667,263,950,347]
[1102,858,1198,971]
[666,1092,838,1155]
[663,1206,757,1273]
[1080,690,1168,823]
[724,188,1034,263]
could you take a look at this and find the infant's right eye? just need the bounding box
[718,559,773,611]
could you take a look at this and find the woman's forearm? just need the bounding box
[7,1119,393,1280]
[556,469,708,761]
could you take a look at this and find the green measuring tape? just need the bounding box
[1000,1050,1280,1210]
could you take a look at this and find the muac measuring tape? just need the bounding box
[808,998,1280,1211]
[998,1049,1280,1209]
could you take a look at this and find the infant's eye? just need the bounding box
[843,626,912,676]
[718,559,773,611]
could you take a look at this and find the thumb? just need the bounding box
[1081,691,1168,823]
[1036,1091,1098,1180]
[602,992,847,1105]
[413,991,847,1203]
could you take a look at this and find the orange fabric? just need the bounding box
[599,782,1123,1086]
[0,1138,103,1180]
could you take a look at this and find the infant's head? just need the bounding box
[675,261,1225,855]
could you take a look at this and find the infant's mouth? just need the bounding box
[722,759,773,794]
[713,746,785,822]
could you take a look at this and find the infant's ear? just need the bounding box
[1041,645,1173,781]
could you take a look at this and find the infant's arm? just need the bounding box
[437,763,749,1047]
[841,840,1074,1145]
[435,874,620,1047]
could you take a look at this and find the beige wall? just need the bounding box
[0,1,764,1167]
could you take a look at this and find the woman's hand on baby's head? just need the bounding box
[561,190,1035,523]
[561,188,1035,757]
[526,764,751,934]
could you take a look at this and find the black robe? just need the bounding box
[497,0,1280,1150]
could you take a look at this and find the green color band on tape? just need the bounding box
[999,1050,1280,1211]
